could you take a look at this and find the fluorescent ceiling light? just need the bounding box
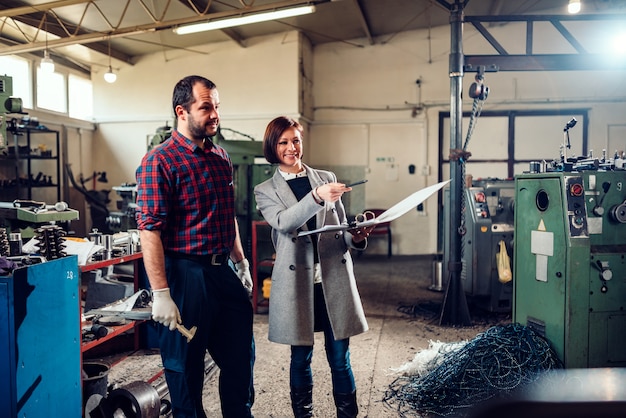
[568,0,581,14]
[174,5,316,35]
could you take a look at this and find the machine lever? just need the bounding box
[596,260,613,281]
[593,181,612,216]
[598,181,611,206]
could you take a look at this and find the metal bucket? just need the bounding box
[429,257,444,292]
[82,361,110,404]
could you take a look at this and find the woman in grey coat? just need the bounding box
[254,116,372,418]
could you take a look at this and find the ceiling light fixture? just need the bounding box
[173,5,316,35]
[40,49,55,73]
[40,14,55,73]
[568,0,582,14]
[104,66,117,83]
[103,38,117,83]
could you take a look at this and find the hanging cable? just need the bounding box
[455,66,489,260]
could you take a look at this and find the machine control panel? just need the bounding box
[565,176,588,237]
[471,190,489,218]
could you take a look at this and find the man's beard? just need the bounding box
[188,115,217,140]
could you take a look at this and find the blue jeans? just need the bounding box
[289,286,356,394]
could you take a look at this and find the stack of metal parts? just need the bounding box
[85,356,218,418]
[546,149,626,173]
[0,228,44,272]
[33,224,67,260]
[0,228,27,259]
[0,228,9,256]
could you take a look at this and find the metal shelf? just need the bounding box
[0,127,61,202]
[80,252,143,273]
[81,252,144,353]
[81,321,138,353]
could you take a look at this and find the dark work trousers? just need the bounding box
[290,283,356,394]
[158,256,255,418]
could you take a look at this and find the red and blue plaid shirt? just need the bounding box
[135,130,235,255]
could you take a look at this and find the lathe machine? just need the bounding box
[442,178,515,312]
[514,161,626,368]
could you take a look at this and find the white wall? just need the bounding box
[89,22,626,255]
[91,31,303,188]
[312,24,626,255]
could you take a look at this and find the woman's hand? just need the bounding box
[351,225,375,243]
[315,182,351,203]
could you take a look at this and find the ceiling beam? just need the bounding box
[0,0,133,63]
[0,0,92,18]
[0,26,154,55]
[1,0,321,57]
[466,13,626,23]
[219,27,246,48]
[464,13,626,72]
[464,54,626,72]
[350,0,373,45]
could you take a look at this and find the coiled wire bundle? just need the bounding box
[384,323,561,417]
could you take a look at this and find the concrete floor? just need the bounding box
[98,255,511,417]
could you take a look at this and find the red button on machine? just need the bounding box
[570,183,584,196]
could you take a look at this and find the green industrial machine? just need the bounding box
[443,178,515,312]
[220,137,273,255]
[0,75,24,153]
[514,170,626,368]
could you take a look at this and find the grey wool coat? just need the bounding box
[253,165,369,346]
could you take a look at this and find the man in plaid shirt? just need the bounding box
[136,75,255,418]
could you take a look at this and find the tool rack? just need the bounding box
[0,126,61,202]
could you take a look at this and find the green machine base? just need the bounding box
[513,171,626,368]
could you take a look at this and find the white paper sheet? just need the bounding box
[298,180,450,237]
[23,237,103,265]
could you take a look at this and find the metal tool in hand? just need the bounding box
[175,323,197,343]
[349,210,376,230]
[346,179,368,187]
[354,210,376,224]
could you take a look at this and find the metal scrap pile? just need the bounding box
[384,323,561,417]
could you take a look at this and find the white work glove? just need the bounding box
[235,259,253,295]
[151,288,181,331]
